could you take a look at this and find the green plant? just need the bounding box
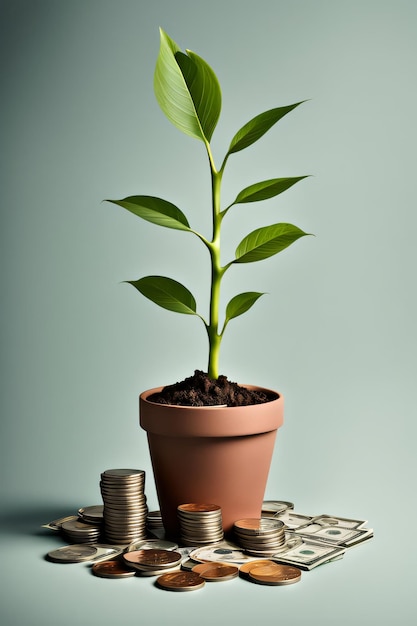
[107,28,311,380]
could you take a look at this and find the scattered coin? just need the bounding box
[239,559,277,579]
[92,559,137,578]
[248,562,302,586]
[192,562,239,582]
[123,549,182,571]
[46,544,98,563]
[156,571,206,592]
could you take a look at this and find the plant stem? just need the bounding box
[206,144,224,379]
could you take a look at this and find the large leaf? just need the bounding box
[107,196,191,231]
[154,28,221,142]
[128,276,197,315]
[225,292,265,323]
[226,102,304,156]
[233,176,308,205]
[234,223,310,263]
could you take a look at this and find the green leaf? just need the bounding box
[226,102,305,156]
[234,223,311,264]
[233,176,308,205]
[154,28,221,142]
[176,49,221,142]
[107,196,191,231]
[128,276,197,315]
[225,292,265,323]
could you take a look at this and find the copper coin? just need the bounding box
[156,570,205,592]
[178,503,221,514]
[92,559,136,578]
[192,562,239,581]
[238,559,277,579]
[123,549,182,569]
[248,563,302,586]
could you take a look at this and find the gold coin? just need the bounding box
[192,562,239,581]
[248,563,302,586]
[156,571,205,592]
[238,559,277,579]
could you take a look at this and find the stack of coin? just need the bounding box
[100,469,148,545]
[146,510,164,534]
[177,503,224,545]
[122,548,183,576]
[233,518,286,556]
[60,518,102,544]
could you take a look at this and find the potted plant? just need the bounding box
[107,28,312,538]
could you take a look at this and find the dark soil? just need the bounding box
[147,370,279,407]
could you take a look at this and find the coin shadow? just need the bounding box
[0,503,80,536]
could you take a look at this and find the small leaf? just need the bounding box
[234,223,311,264]
[233,176,308,205]
[107,196,191,231]
[225,292,265,323]
[227,102,305,156]
[128,276,197,315]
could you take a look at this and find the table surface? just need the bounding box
[0,501,413,626]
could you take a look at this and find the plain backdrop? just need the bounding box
[1,1,416,624]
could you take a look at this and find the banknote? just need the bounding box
[272,537,346,570]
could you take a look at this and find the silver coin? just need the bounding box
[100,483,146,491]
[181,558,198,571]
[134,564,182,577]
[78,505,104,520]
[127,539,178,552]
[105,533,147,542]
[101,468,145,478]
[234,518,285,535]
[102,500,147,508]
[262,501,294,514]
[103,507,148,515]
[47,544,98,563]
[42,515,79,531]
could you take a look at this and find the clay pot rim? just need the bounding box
[140,385,284,438]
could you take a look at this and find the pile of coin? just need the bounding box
[60,518,102,544]
[146,510,164,535]
[177,503,224,545]
[123,548,183,576]
[233,518,286,556]
[100,469,148,544]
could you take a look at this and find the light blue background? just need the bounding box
[1,0,416,624]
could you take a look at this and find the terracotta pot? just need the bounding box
[140,386,284,539]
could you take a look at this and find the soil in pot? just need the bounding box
[147,370,278,407]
